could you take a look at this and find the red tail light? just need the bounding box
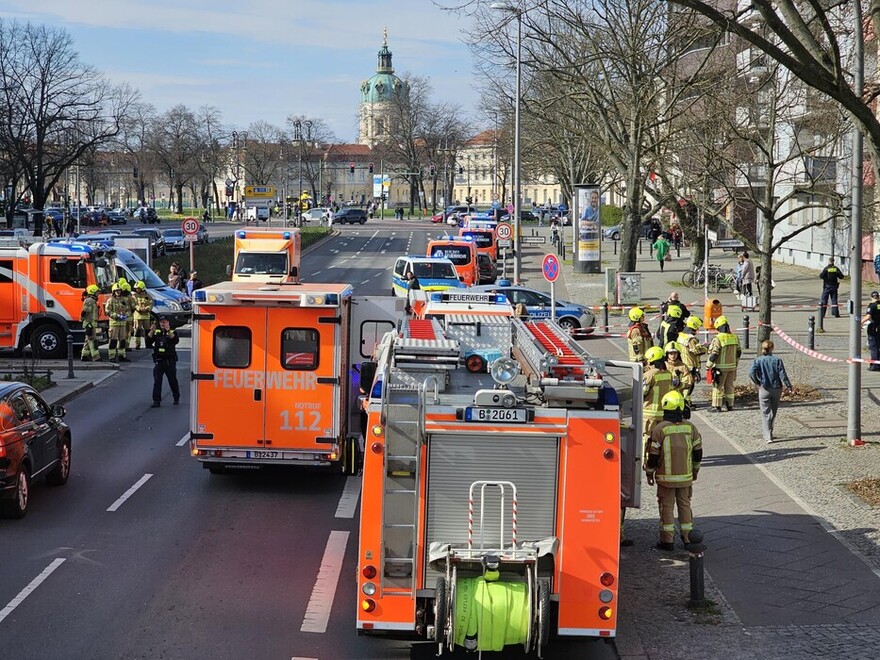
[598,606,613,620]
[600,572,615,587]
[362,565,377,579]
[603,448,615,460]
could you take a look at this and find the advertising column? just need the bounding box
[574,184,601,274]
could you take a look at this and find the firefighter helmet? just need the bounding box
[86,284,99,296]
[135,281,147,290]
[714,315,729,329]
[120,281,132,292]
[667,305,683,319]
[661,390,686,411]
[685,316,702,330]
[111,283,120,292]
[664,341,680,354]
[628,307,644,322]
[645,346,665,363]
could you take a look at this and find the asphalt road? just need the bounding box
[0,225,616,660]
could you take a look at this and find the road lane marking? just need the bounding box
[107,474,153,512]
[176,433,189,447]
[0,558,66,624]
[335,477,361,519]
[300,531,349,634]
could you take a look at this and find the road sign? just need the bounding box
[244,185,276,199]
[182,217,200,235]
[495,222,512,240]
[520,235,546,244]
[542,254,560,283]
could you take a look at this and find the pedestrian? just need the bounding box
[168,263,184,292]
[645,390,702,551]
[660,291,690,319]
[327,207,335,226]
[404,270,420,315]
[626,307,654,365]
[148,316,180,407]
[653,233,670,271]
[706,315,742,411]
[819,256,845,319]
[864,290,880,371]
[656,304,683,347]
[131,281,154,350]
[186,270,204,297]
[671,223,682,253]
[740,252,755,298]
[79,284,101,361]
[202,208,210,224]
[514,302,528,319]
[104,283,130,362]
[678,316,708,408]
[643,346,674,448]
[749,340,793,443]
[648,222,662,257]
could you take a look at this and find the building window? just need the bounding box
[281,328,319,370]
[376,119,385,136]
[213,326,251,368]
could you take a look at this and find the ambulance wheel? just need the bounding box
[536,580,550,650]
[31,324,66,359]
[341,436,361,475]
[433,577,447,643]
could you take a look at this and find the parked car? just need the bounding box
[603,220,656,241]
[43,208,64,223]
[0,382,71,518]
[476,252,498,285]
[131,227,167,257]
[301,208,330,224]
[162,228,187,251]
[500,210,538,224]
[470,284,596,333]
[334,208,368,225]
[0,228,30,240]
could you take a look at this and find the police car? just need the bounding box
[470,282,596,334]
[391,255,466,297]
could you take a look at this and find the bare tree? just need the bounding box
[191,106,227,213]
[148,105,200,214]
[241,120,285,187]
[116,101,158,207]
[284,116,336,205]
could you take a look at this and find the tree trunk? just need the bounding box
[757,208,775,345]
[618,164,642,272]
[176,184,184,214]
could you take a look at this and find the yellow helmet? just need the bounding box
[714,315,729,329]
[686,316,702,330]
[135,281,147,290]
[118,277,128,287]
[120,281,132,292]
[86,284,99,296]
[661,390,686,411]
[628,307,644,322]
[111,283,120,292]
[645,346,665,363]
[667,305,683,319]
[664,341,681,354]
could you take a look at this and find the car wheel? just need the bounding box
[2,466,30,519]
[558,317,580,331]
[611,231,620,241]
[31,324,66,359]
[46,437,71,486]
[359,218,366,225]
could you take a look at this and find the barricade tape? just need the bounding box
[768,323,844,362]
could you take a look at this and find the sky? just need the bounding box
[0,0,482,143]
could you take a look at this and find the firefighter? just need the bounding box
[80,284,101,361]
[643,345,673,449]
[678,316,707,407]
[656,304,683,347]
[645,390,702,551]
[131,281,153,349]
[118,279,137,351]
[664,341,693,397]
[626,307,653,364]
[707,315,742,411]
[148,315,180,407]
[104,283,130,362]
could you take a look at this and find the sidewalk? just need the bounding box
[512,232,880,658]
[0,359,119,406]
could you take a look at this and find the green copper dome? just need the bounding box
[360,32,407,103]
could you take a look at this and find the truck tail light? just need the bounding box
[603,448,615,460]
[370,424,384,437]
[600,572,615,587]
[370,442,384,454]
[361,599,376,612]
[598,606,613,620]
[362,565,377,579]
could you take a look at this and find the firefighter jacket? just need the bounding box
[627,322,653,363]
[80,296,99,327]
[666,357,693,392]
[133,291,153,320]
[647,419,703,487]
[643,367,674,420]
[105,295,129,326]
[122,292,137,318]
[678,330,707,371]
[656,318,682,347]
[707,332,741,371]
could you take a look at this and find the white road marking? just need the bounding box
[291,657,318,660]
[300,531,349,633]
[312,270,322,276]
[335,477,361,519]
[176,433,189,447]
[360,280,371,285]
[107,473,153,512]
[0,558,66,624]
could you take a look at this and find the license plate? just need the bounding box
[464,407,528,423]
[248,450,280,459]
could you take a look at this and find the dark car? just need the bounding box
[603,220,657,241]
[335,208,368,225]
[477,252,497,285]
[500,210,538,224]
[0,383,71,518]
[106,211,128,225]
[131,227,167,257]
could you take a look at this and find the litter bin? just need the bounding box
[703,299,723,329]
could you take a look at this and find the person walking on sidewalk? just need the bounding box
[643,346,674,449]
[626,307,653,364]
[653,233,670,272]
[645,390,702,551]
[749,340,793,443]
[149,316,180,407]
[864,290,880,371]
[707,315,742,411]
[678,316,707,407]
[819,257,845,319]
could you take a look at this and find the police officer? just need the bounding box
[104,283,130,362]
[131,281,153,349]
[645,390,702,551]
[678,316,708,407]
[819,257,845,321]
[80,284,101,361]
[707,315,742,411]
[148,315,180,407]
[656,304,683,347]
[643,345,674,449]
[865,290,880,371]
[626,307,653,364]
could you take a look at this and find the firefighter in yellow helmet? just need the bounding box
[626,307,653,364]
[678,316,708,407]
[664,341,693,397]
[80,284,101,361]
[643,345,674,452]
[707,315,742,411]
[656,303,683,347]
[117,279,136,352]
[645,390,702,551]
[104,283,130,362]
[131,281,153,350]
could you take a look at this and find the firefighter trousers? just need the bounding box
[131,318,151,348]
[711,369,736,408]
[657,484,693,544]
[80,325,100,360]
[108,324,127,359]
[643,414,662,459]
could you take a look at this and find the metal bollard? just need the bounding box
[66,334,75,379]
[639,239,643,255]
[603,302,609,334]
[817,303,825,332]
[561,242,566,261]
[686,529,706,606]
[613,239,618,256]
[808,316,815,350]
[742,315,750,350]
[676,243,681,258]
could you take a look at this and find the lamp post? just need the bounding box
[492,2,522,283]
[232,131,248,220]
[293,120,313,225]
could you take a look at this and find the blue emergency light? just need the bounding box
[283,231,291,239]
[193,290,207,302]
[236,230,247,239]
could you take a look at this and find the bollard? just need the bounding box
[639,239,643,255]
[742,315,750,350]
[817,303,825,332]
[808,315,815,350]
[613,239,618,256]
[66,333,75,379]
[603,302,609,334]
[561,242,566,261]
[686,529,706,606]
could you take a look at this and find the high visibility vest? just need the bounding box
[658,320,677,347]
[105,296,129,327]
[627,324,653,362]
[714,332,740,371]
[80,296,99,326]
[643,368,673,419]
[649,421,702,486]
[133,292,153,318]
[678,331,699,369]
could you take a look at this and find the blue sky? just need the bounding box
[0,0,481,142]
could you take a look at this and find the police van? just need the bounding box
[390,255,466,297]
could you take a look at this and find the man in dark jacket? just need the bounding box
[819,257,845,319]
[149,316,180,407]
[865,290,880,372]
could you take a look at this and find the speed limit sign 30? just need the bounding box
[182,217,200,235]
[495,222,512,240]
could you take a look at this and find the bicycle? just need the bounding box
[682,264,725,289]
[710,269,738,293]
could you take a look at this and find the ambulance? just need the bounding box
[0,240,117,357]
[458,226,498,262]
[426,236,479,287]
[232,228,301,283]
[355,292,643,655]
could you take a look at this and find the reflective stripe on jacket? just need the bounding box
[644,368,673,419]
[708,332,740,371]
[649,421,703,486]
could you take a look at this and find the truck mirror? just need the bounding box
[358,361,378,393]
[289,266,298,278]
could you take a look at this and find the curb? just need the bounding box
[46,371,118,407]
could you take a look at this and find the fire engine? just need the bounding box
[0,240,117,357]
[232,229,301,283]
[355,291,642,655]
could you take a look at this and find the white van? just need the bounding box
[113,248,192,328]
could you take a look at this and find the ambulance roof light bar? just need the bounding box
[236,230,292,239]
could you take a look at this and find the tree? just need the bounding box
[193,106,227,213]
[116,101,158,207]
[148,105,199,214]
[241,120,285,187]
[285,116,336,206]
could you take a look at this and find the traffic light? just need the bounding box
[429,164,436,176]
[349,162,355,174]
[368,162,374,174]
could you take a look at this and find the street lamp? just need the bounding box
[492,2,522,283]
[232,131,248,218]
[293,120,313,224]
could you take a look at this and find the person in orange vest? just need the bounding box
[627,307,653,364]
[707,315,742,411]
[643,345,674,449]
[645,390,702,550]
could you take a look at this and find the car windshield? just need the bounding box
[122,257,165,288]
[429,245,472,265]
[134,230,157,238]
[235,252,289,275]
[414,261,457,279]
[163,229,183,237]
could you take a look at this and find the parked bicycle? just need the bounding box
[710,268,738,293]
[682,263,725,289]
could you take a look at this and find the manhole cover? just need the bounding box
[794,415,846,429]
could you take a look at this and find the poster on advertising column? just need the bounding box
[574,184,601,273]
